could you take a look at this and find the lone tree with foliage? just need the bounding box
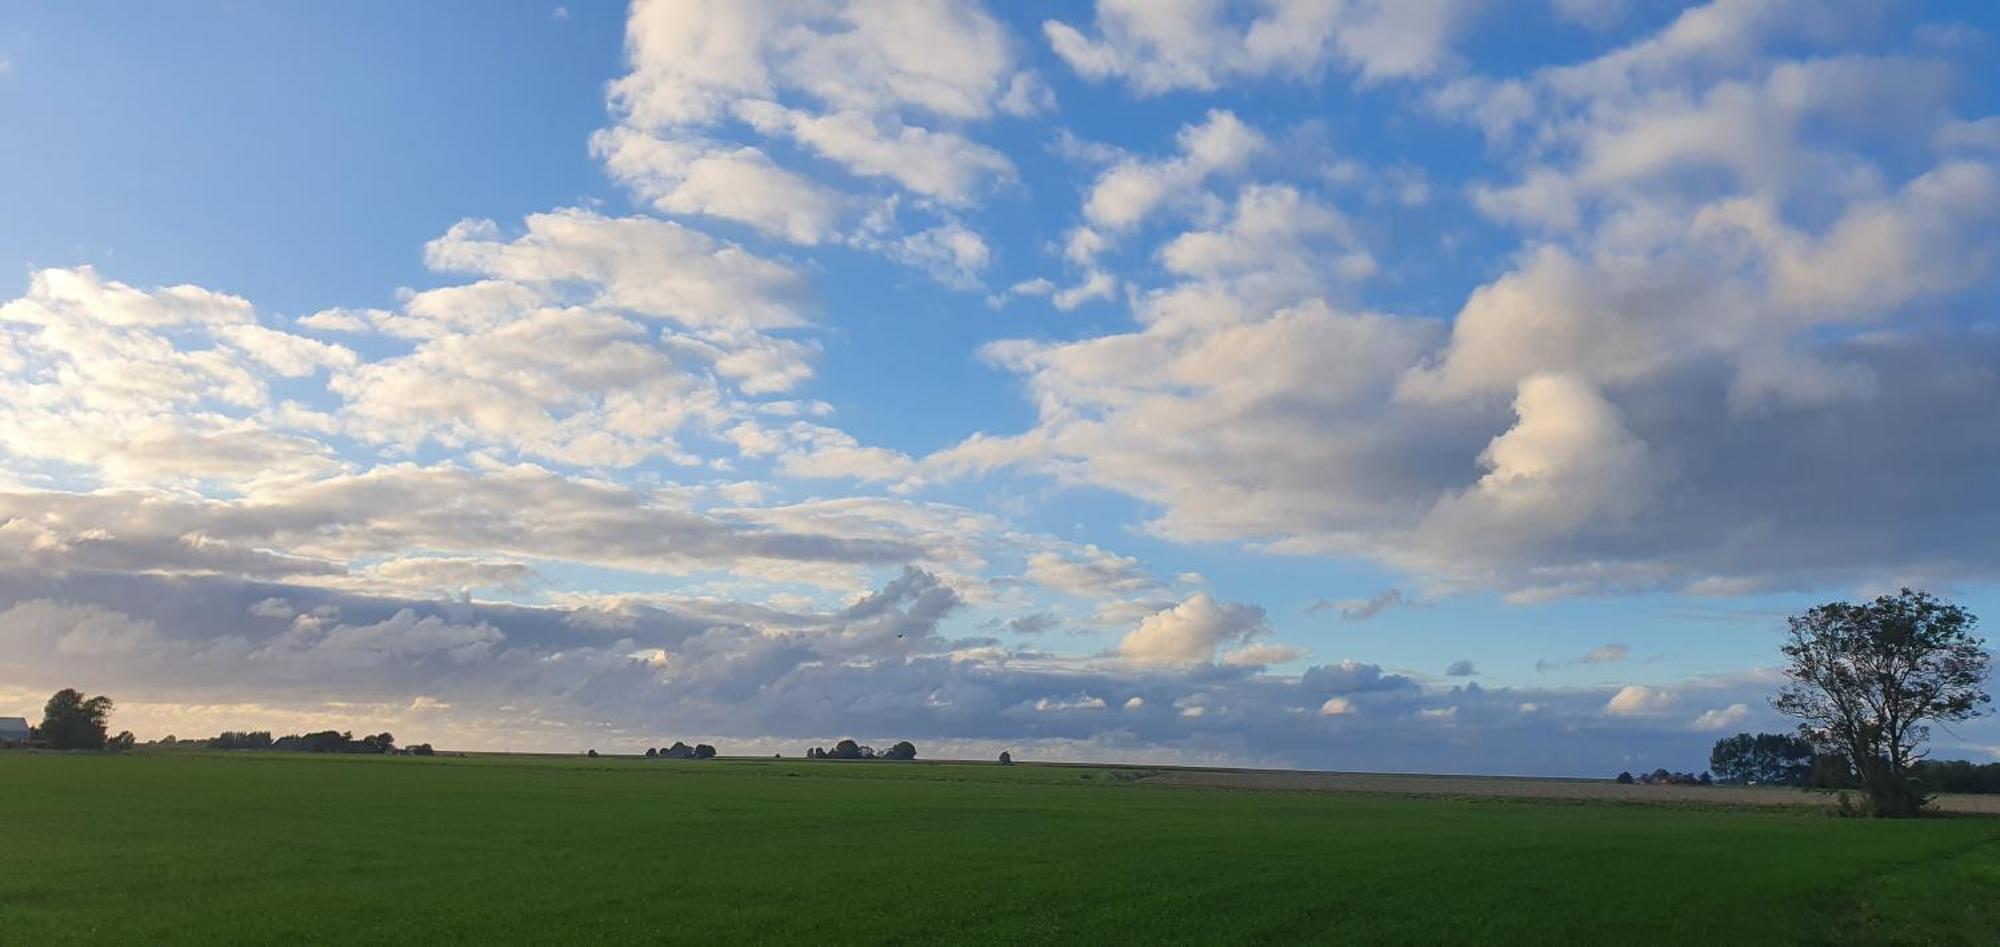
[39,688,114,750]
[1774,588,1990,817]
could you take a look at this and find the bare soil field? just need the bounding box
[1141,768,2000,814]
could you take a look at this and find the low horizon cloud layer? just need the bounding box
[1,0,1996,772]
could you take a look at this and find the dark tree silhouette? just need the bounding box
[211,731,274,751]
[1774,588,1991,817]
[998,751,1013,765]
[645,747,659,758]
[1614,771,1633,784]
[39,688,114,750]
[1709,732,1813,785]
[882,741,917,761]
[1912,759,2000,793]
[693,744,717,759]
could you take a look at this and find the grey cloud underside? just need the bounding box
[0,469,924,584]
[949,319,2000,597]
[0,567,1839,774]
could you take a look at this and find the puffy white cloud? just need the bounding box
[219,325,358,377]
[1052,270,1118,311]
[0,267,348,487]
[1220,642,1306,668]
[604,0,1022,219]
[734,103,1015,207]
[1116,593,1266,665]
[295,308,377,333]
[1605,684,1674,716]
[1691,703,1750,731]
[1158,184,1373,300]
[613,0,1019,127]
[1045,0,1486,93]
[1416,374,1655,556]
[1025,546,1158,598]
[312,209,841,467]
[887,222,992,289]
[1083,110,1266,232]
[423,210,809,332]
[590,129,845,243]
[1938,116,2000,153]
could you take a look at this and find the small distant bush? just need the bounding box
[1615,771,1634,784]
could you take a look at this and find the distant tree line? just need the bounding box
[643,741,716,759]
[204,729,432,756]
[1614,769,1710,786]
[1701,731,1998,794]
[1706,732,1855,787]
[1910,759,2000,795]
[804,739,916,760]
[3,688,441,757]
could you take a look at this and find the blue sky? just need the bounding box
[0,0,1996,772]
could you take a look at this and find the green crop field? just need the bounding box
[2,752,1995,945]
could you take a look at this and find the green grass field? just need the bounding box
[2,752,1995,945]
